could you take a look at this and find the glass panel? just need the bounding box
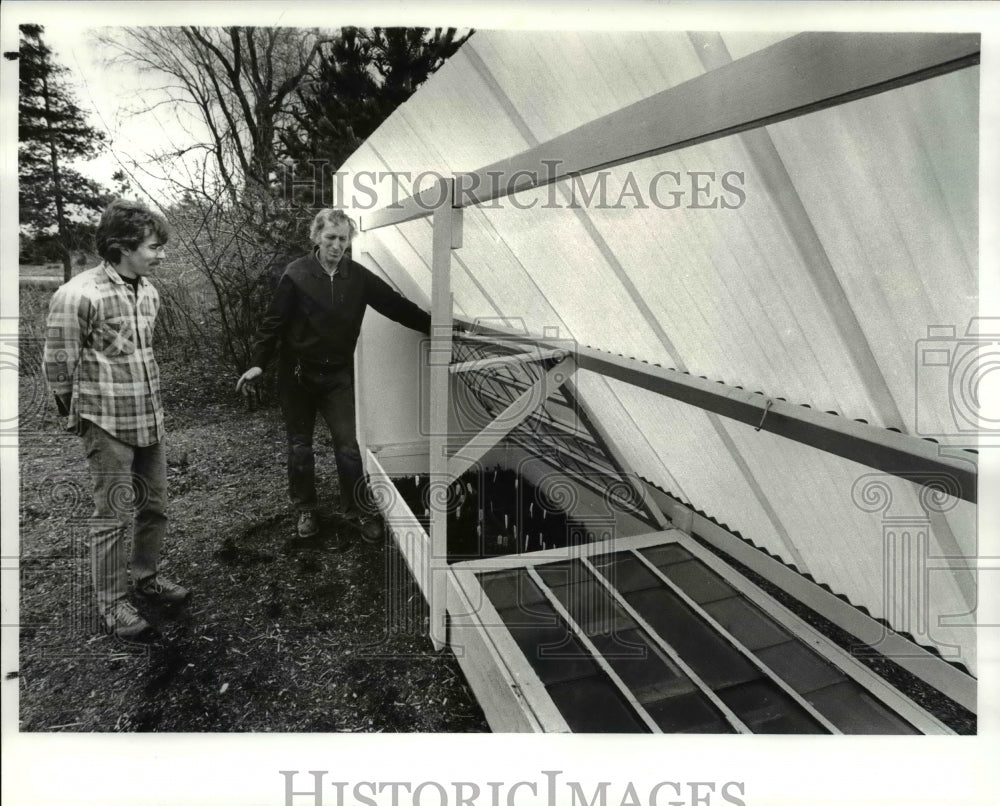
[546,579,638,636]
[754,640,848,694]
[716,679,827,734]
[625,587,760,690]
[806,681,920,735]
[702,596,792,650]
[641,543,695,567]
[590,552,663,592]
[480,568,547,610]
[547,676,649,733]
[590,629,697,705]
[499,604,599,686]
[653,558,737,603]
[536,560,595,587]
[644,691,736,734]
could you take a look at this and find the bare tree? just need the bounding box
[97,26,330,205]
[93,25,468,385]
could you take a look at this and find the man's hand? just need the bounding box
[236,366,263,394]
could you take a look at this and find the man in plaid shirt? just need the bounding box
[44,199,189,639]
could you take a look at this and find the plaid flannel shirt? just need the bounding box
[43,263,164,447]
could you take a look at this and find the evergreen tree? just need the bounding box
[279,27,472,208]
[19,24,108,280]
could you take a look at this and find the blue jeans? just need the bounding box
[279,362,367,514]
[81,420,167,611]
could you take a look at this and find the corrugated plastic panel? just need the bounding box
[342,31,978,672]
[566,140,875,415]
[764,68,979,440]
[468,31,705,142]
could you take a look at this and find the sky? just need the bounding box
[36,23,208,204]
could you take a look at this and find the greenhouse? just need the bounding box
[342,30,980,734]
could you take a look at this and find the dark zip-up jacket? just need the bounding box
[249,250,430,371]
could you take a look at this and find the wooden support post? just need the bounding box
[447,355,578,483]
[429,178,459,651]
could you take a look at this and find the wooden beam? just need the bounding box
[449,568,572,732]
[428,179,459,651]
[457,318,978,504]
[446,356,578,483]
[361,181,452,232]
[366,449,433,602]
[449,347,567,374]
[459,32,979,207]
[361,32,979,228]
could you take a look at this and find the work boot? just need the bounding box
[103,598,153,640]
[298,510,320,538]
[344,510,384,545]
[135,575,191,605]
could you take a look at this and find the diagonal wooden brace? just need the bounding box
[449,347,567,375]
[446,355,578,483]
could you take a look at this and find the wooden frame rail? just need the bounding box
[457,319,978,504]
[360,32,979,231]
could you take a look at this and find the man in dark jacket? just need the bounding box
[237,209,430,540]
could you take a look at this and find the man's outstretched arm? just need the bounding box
[237,271,295,392]
[363,269,431,335]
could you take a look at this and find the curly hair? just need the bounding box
[95,199,170,264]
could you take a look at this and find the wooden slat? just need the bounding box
[362,181,453,232]
[577,554,751,733]
[526,567,662,732]
[450,347,566,374]
[365,450,432,601]
[450,567,572,731]
[676,536,957,734]
[627,549,842,733]
[447,356,577,482]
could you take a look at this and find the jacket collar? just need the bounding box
[101,261,149,287]
[309,247,352,279]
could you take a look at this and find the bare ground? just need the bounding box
[16,354,488,733]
